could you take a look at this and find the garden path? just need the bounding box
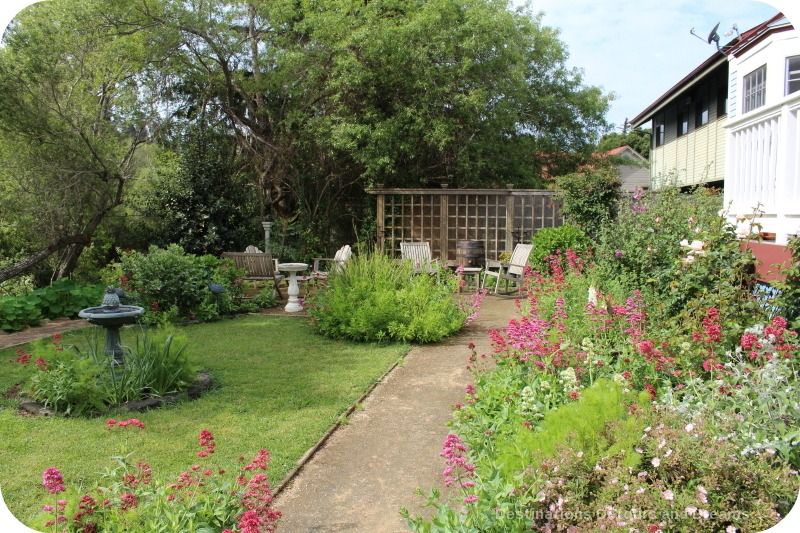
[0,318,88,350]
[273,293,521,532]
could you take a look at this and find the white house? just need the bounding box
[631,12,799,280]
[724,14,800,247]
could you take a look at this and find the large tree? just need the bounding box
[1,0,612,280]
[144,0,611,238]
[0,0,163,281]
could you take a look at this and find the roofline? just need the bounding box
[727,13,791,57]
[630,12,791,129]
[630,53,726,127]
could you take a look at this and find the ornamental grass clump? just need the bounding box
[36,428,281,533]
[17,328,196,415]
[306,250,476,343]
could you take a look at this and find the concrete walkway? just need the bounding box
[273,294,520,532]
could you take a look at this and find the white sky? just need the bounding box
[1,0,800,529]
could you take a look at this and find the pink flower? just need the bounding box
[662,489,674,500]
[651,457,661,467]
[464,495,479,504]
[42,468,65,494]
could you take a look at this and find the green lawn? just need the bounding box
[0,315,408,528]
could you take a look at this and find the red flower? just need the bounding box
[42,468,66,494]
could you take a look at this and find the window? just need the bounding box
[743,65,766,112]
[677,108,689,136]
[717,85,728,117]
[654,115,665,147]
[694,99,709,127]
[787,56,800,95]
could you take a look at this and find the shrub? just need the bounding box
[111,245,246,323]
[0,279,104,332]
[529,224,591,274]
[555,167,622,237]
[772,233,800,330]
[593,186,762,335]
[306,250,472,343]
[18,328,196,415]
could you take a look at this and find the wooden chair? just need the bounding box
[482,243,533,294]
[222,251,284,298]
[312,245,352,280]
[400,242,440,281]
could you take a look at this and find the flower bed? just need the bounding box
[405,187,800,532]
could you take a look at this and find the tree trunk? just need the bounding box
[0,235,90,283]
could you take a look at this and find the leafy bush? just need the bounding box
[18,328,195,415]
[306,250,470,343]
[0,279,103,332]
[24,336,107,416]
[110,245,246,323]
[772,233,800,330]
[593,186,761,335]
[529,224,591,273]
[555,166,622,236]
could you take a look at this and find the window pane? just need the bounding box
[695,100,709,127]
[787,56,800,95]
[744,65,767,112]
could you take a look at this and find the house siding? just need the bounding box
[650,64,728,188]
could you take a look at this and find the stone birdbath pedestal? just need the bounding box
[78,287,145,367]
[277,262,308,312]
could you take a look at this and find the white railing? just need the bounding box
[725,99,800,244]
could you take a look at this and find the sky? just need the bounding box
[1,1,800,532]
[519,0,797,130]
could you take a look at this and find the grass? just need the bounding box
[0,315,408,528]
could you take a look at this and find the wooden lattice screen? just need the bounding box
[367,188,564,262]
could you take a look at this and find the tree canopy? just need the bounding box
[0,0,612,282]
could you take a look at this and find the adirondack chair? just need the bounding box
[400,242,440,281]
[312,245,353,280]
[482,243,533,294]
[222,250,284,299]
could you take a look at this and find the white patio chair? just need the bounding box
[482,243,533,294]
[312,245,353,280]
[400,242,441,282]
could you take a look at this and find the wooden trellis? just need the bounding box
[367,187,564,262]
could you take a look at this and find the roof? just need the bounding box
[600,145,648,163]
[630,12,790,128]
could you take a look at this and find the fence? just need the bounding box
[367,187,564,262]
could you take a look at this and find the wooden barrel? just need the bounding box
[455,240,485,268]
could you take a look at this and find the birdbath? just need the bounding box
[78,287,145,367]
[277,263,308,312]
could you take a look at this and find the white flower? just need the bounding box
[587,286,598,306]
[698,509,710,519]
[685,506,697,515]
[685,423,695,432]
[662,489,674,501]
[651,457,661,467]
[682,255,696,265]
[665,449,673,457]
[726,526,737,533]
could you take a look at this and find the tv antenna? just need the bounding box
[690,21,721,50]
